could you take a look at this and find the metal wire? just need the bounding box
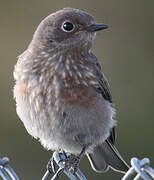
[0,156,154,180]
[42,151,87,180]
[0,157,19,180]
[122,158,154,180]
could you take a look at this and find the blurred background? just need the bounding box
[0,0,153,180]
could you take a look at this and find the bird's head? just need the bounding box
[31,8,108,52]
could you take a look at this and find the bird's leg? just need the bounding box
[77,144,90,161]
[54,144,90,175]
[47,145,90,178]
[71,144,90,174]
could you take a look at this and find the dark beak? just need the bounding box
[86,23,109,32]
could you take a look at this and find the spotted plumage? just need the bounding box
[13,8,129,175]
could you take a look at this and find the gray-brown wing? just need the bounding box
[90,52,112,103]
[87,53,129,173]
[90,52,115,143]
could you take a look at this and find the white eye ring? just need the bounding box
[61,21,75,32]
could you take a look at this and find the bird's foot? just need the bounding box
[47,153,80,179]
[59,144,90,174]
[59,155,80,174]
[47,144,90,179]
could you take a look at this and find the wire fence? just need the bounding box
[0,152,154,180]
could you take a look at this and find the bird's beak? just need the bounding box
[86,23,109,32]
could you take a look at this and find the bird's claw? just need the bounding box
[47,145,89,179]
[59,155,80,174]
[47,155,79,180]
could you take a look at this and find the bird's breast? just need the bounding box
[60,85,97,108]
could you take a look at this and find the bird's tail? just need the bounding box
[86,140,129,174]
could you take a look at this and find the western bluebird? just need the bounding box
[13,8,129,175]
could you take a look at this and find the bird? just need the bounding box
[13,7,129,176]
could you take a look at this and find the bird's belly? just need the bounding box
[59,86,97,108]
[40,92,116,154]
[14,81,116,154]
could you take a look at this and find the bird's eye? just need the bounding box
[62,22,74,32]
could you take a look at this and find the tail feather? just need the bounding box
[87,140,129,174]
[87,146,109,173]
